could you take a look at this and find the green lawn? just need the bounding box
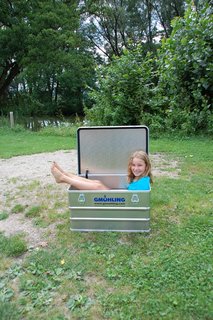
[0,129,212,319]
[0,128,76,158]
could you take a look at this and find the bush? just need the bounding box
[157,1,213,134]
[85,48,158,126]
[85,2,212,135]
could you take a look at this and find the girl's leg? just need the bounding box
[53,162,91,181]
[51,164,110,190]
[53,161,76,178]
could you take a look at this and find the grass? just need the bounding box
[0,125,212,319]
[11,204,26,214]
[25,205,43,218]
[0,125,77,158]
[0,302,20,320]
[0,233,27,257]
[0,212,9,221]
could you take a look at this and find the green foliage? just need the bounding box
[67,294,92,311]
[86,1,212,135]
[85,47,158,126]
[0,116,31,133]
[82,0,185,58]
[0,212,9,221]
[37,124,77,138]
[0,302,20,320]
[157,1,213,134]
[11,204,26,214]
[25,206,42,218]
[0,233,27,257]
[0,115,79,137]
[0,0,95,117]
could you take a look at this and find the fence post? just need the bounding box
[10,112,14,128]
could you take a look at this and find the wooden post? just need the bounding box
[10,112,14,128]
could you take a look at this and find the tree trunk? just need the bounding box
[0,61,20,99]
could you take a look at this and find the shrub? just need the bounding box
[85,48,158,126]
[85,2,212,135]
[157,1,213,134]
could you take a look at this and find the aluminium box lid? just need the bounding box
[77,125,149,175]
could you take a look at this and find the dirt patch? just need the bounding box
[0,150,180,248]
[151,153,181,178]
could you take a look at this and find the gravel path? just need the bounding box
[0,150,77,248]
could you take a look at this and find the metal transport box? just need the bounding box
[68,125,150,232]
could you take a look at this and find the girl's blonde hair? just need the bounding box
[127,150,153,183]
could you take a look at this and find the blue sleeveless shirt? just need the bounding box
[127,176,150,191]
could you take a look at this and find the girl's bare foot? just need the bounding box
[53,161,67,175]
[51,164,65,183]
[53,161,75,178]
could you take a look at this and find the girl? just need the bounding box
[127,150,153,190]
[51,150,153,191]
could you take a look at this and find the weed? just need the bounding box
[25,206,42,218]
[0,233,27,257]
[0,212,9,220]
[11,204,26,214]
[67,294,93,311]
[0,302,20,320]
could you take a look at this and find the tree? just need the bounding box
[152,0,185,37]
[80,0,185,60]
[157,0,213,133]
[0,0,95,116]
[85,1,212,134]
[0,0,30,103]
[22,0,95,115]
[85,46,158,126]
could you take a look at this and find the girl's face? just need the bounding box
[131,157,146,180]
